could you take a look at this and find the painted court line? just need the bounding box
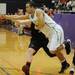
[0,57,23,75]
[0,66,10,75]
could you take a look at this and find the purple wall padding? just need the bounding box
[54,14,75,48]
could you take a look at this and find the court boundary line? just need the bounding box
[0,66,10,75]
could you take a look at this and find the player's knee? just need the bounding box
[54,49,60,54]
[54,45,63,54]
[28,48,36,56]
[57,45,64,51]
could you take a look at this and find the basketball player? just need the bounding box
[2,1,71,75]
[15,2,70,75]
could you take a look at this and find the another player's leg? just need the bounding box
[69,49,75,75]
[48,42,70,73]
[48,25,70,73]
[64,39,71,55]
[55,46,70,73]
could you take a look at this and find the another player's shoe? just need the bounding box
[59,62,70,73]
[69,68,74,75]
[64,39,71,55]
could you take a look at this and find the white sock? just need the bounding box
[70,68,74,72]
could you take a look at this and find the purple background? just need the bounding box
[54,14,75,48]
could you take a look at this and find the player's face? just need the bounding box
[26,4,32,14]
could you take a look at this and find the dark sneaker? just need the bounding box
[69,68,74,75]
[59,63,70,73]
[22,65,29,75]
[65,39,71,55]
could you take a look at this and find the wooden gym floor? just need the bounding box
[0,28,74,75]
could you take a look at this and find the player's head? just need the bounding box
[26,1,37,14]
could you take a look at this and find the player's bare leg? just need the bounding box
[53,45,70,73]
[22,48,36,75]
